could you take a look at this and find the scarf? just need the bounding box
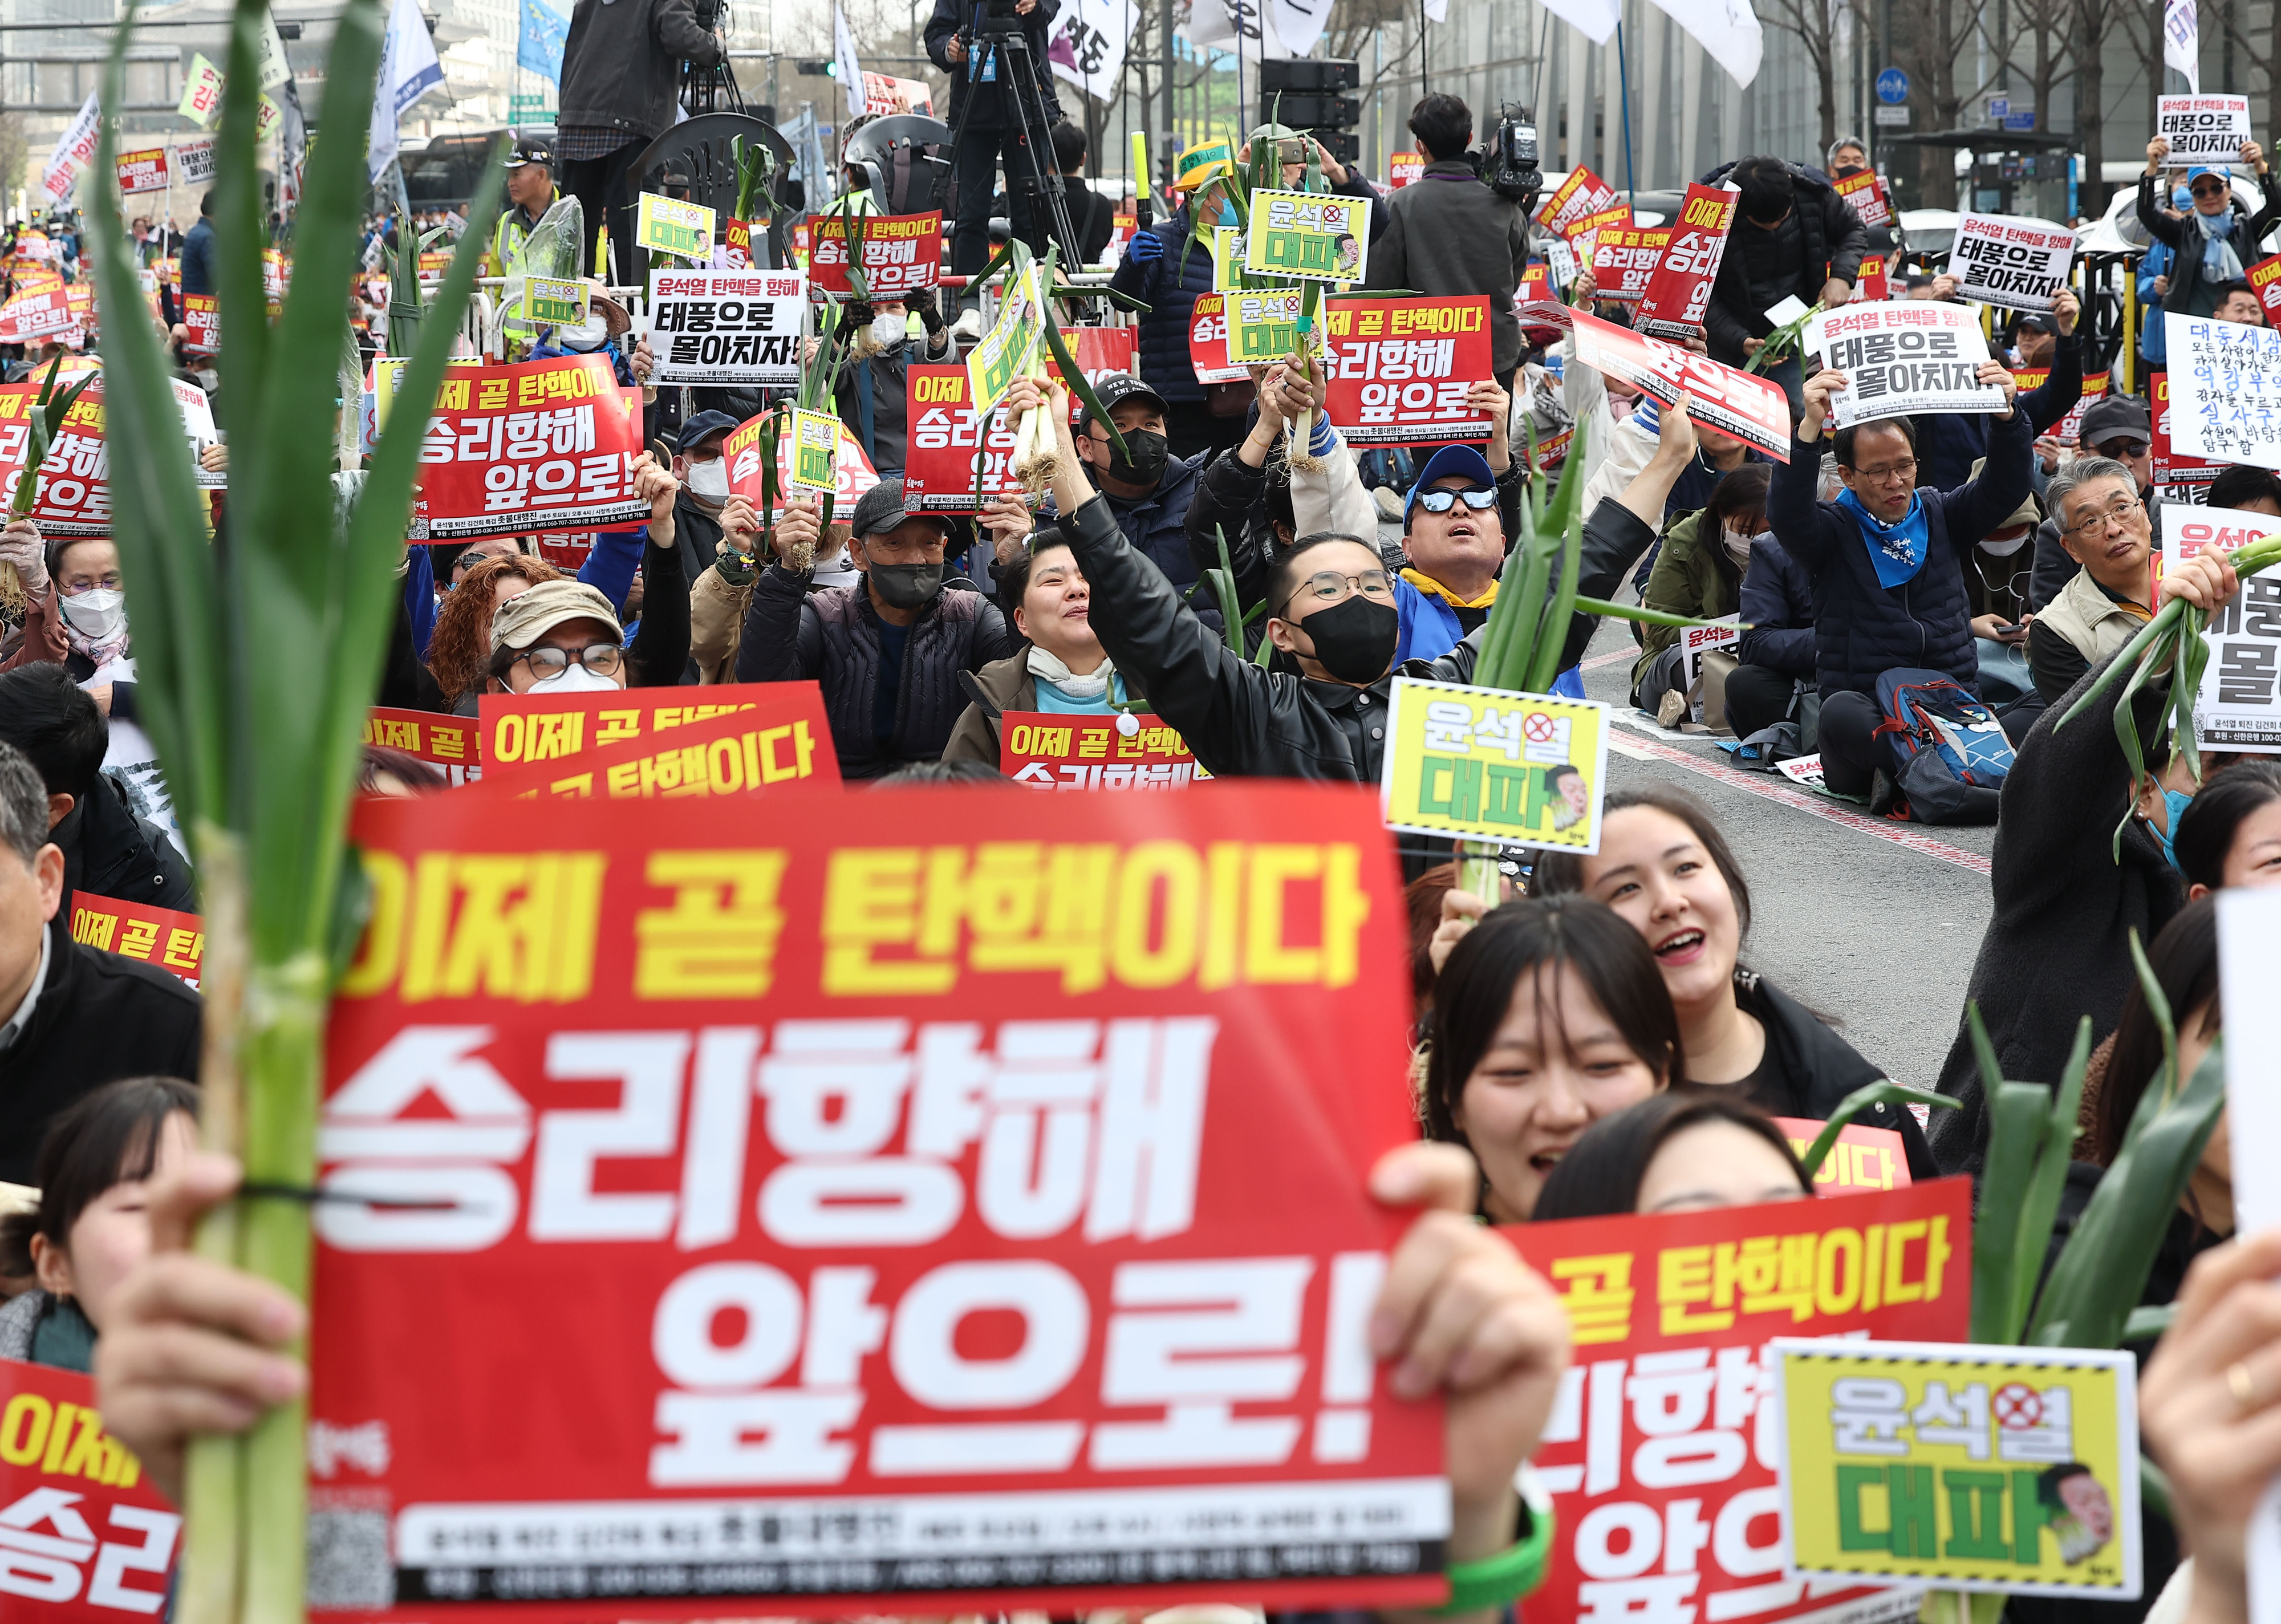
[63,615,130,671]
[1835,486,1932,588]
[2194,208,2246,285]
[1027,643,1114,700]
[1400,567,1498,610]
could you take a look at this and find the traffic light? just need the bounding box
[1259,59,1361,163]
[796,60,835,76]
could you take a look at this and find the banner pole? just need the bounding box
[1616,18,1637,202]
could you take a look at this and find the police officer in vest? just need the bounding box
[490,136,562,277]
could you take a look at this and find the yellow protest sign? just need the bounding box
[789,407,839,494]
[1771,1339,2141,1600]
[965,260,1044,415]
[526,275,590,326]
[178,52,224,127]
[1210,224,1248,293]
[1223,287,1303,366]
[1380,678,1609,852]
[636,192,715,261]
[1243,189,1371,283]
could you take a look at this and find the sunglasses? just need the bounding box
[1414,486,1499,513]
[2095,438,2150,460]
[2192,181,2230,198]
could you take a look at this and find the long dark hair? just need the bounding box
[0,1077,198,1279]
[1532,783,1754,937]
[1533,1091,1814,1221]
[2089,898,2221,1168]
[1422,895,1682,1147]
[2174,760,2281,894]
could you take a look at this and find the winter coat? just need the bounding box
[1362,159,1532,376]
[1735,533,1818,679]
[178,216,216,299]
[53,772,196,921]
[1914,330,2084,494]
[833,332,955,475]
[557,0,725,147]
[1697,159,1869,368]
[923,0,1061,130]
[1733,971,1939,1181]
[941,649,1147,766]
[1632,509,1742,695]
[2136,172,2281,319]
[734,571,1017,777]
[1101,448,1210,596]
[2028,567,2151,704]
[2030,489,2162,613]
[1766,407,2034,699]
[689,558,754,684]
[1106,209,1223,407]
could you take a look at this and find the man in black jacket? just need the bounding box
[1700,156,1868,413]
[1051,121,1116,263]
[736,479,1017,777]
[0,741,200,1184]
[926,0,1063,330]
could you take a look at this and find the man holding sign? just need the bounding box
[2139,132,2280,319]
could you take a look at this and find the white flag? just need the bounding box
[1268,0,1332,55]
[42,92,101,202]
[1538,0,1620,43]
[2166,0,2201,93]
[256,6,294,90]
[1050,0,1136,98]
[834,5,866,117]
[367,0,444,180]
[1646,0,1761,87]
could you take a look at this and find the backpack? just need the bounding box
[1872,668,2014,825]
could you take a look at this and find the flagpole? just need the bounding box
[1616,18,1636,201]
[1418,0,1427,93]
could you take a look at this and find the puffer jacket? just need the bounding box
[557,0,724,146]
[1697,159,1869,368]
[689,558,754,684]
[1631,508,1742,695]
[1102,448,1210,596]
[2137,172,2281,319]
[1362,159,1531,376]
[1735,534,1817,679]
[1107,209,1220,406]
[734,571,1017,777]
[1767,408,2033,699]
[1914,330,2084,494]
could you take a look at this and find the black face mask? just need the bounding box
[869,561,943,611]
[1295,592,1399,684]
[1103,428,1170,488]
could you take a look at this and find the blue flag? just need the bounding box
[519,0,569,82]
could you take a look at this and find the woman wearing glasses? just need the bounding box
[2137,135,2280,321]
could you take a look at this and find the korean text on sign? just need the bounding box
[2167,313,2281,473]
[647,270,805,387]
[1590,226,1672,306]
[901,364,1019,512]
[113,148,168,194]
[477,693,839,801]
[0,386,111,538]
[405,354,646,539]
[809,210,944,297]
[967,261,1046,415]
[999,711,1210,787]
[1772,1339,2141,1599]
[1535,165,1621,241]
[68,892,204,989]
[636,191,715,260]
[1949,214,2075,312]
[1187,293,1251,384]
[1805,302,2003,427]
[1243,189,1371,283]
[2165,506,2281,751]
[726,408,883,512]
[1381,679,1611,852]
[311,783,1444,1618]
[365,706,481,786]
[1505,1178,1969,1624]
[2158,94,2254,162]
[1834,168,1893,228]
[2154,370,2228,501]
[1227,289,1305,366]
[1320,295,1493,448]
[1569,307,1794,460]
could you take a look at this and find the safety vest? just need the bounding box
[488,188,559,279]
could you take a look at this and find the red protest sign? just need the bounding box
[717,217,754,269]
[1319,295,1495,448]
[902,362,1020,513]
[311,782,1439,1619]
[809,210,945,297]
[1855,253,1891,302]
[475,683,841,800]
[364,706,482,786]
[0,386,112,538]
[2250,253,2281,323]
[1508,1179,1970,1624]
[1635,184,1738,340]
[0,286,74,343]
[2154,371,2225,501]
[1536,166,1620,240]
[720,408,884,511]
[1519,262,1553,303]
[1389,152,1423,188]
[113,147,168,194]
[1569,308,1792,461]
[2056,370,2110,446]
[408,355,646,540]
[67,892,204,988]
[1590,225,1672,305]
[1055,325,1137,396]
[999,711,1211,786]
[0,1357,181,1621]
[180,293,219,352]
[1768,1118,1911,1195]
[1834,167,1892,228]
[1187,293,1249,384]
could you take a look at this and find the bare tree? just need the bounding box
[1758,0,1857,155]
[2002,0,2073,157]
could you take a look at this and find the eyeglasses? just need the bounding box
[63,573,123,592]
[2095,438,2150,460]
[514,642,624,679]
[2192,181,2230,198]
[1286,569,1395,613]
[2065,497,2143,538]
[1413,486,1500,514]
[1849,458,1917,484]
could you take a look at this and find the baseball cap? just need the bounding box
[850,477,948,542]
[1175,138,1235,192]
[676,409,740,454]
[2077,393,2152,448]
[1079,373,1170,431]
[1403,444,1498,527]
[2011,311,2054,336]
[490,579,622,653]
[505,136,556,169]
[2187,165,2229,182]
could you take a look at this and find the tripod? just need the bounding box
[680,52,745,114]
[947,21,1081,274]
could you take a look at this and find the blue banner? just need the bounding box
[519,0,569,82]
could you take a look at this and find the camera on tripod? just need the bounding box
[971,0,1028,42]
[1483,102,1543,208]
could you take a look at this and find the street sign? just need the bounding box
[1877,66,1909,104]
[1875,105,1911,127]
[1988,96,2009,119]
[2004,112,2039,131]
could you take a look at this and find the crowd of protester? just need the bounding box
[9,83,2281,1624]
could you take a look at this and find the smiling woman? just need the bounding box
[1532,1092,1817,1221]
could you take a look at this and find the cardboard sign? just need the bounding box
[113,147,168,193]
[181,292,219,353]
[1772,1339,2141,1599]
[1226,287,1305,366]
[1569,307,1793,460]
[789,406,838,494]
[968,260,1046,415]
[635,192,715,260]
[310,782,1443,1618]
[0,1356,182,1619]
[1950,213,2075,312]
[1186,293,1251,384]
[809,210,943,297]
[900,364,1017,512]
[724,408,883,511]
[476,687,839,801]
[2164,505,2281,752]
[364,706,482,787]
[2153,370,2227,500]
[1806,302,2003,427]
[1389,152,1423,188]
[178,51,224,125]
[1834,168,1893,228]
[1635,183,1738,339]
[399,355,646,539]
[1381,678,1610,851]
[1319,295,1493,447]
[68,892,204,988]
[2167,311,2281,472]
[1242,189,1370,283]
[1590,225,1672,305]
[999,712,1210,787]
[1769,1118,1911,1194]
[524,275,588,327]
[2159,92,2255,162]
[646,269,805,387]
[1506,1179,1970,1624]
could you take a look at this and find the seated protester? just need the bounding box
[737,480,1017,777]
[0,741,200,1185]
[2176,758,2281,896]
[831,291,954,476]
[1724,527,1819,744]
[2031,457,2159,705]
[1105,171,1247,461]
[1926,546,2244,1175]
[1774,362,2032,802]
[1073,374,1211,601]
[1420,894,1680,1221]
[1394,436,1537,663]
[2211,277,2268,326]
[1532,1093,1816,1220]
[1958,460,2043,712]
[661,409,746,591]
[0,665,193,916]
[1581,395,1768,530]
[2032,393,2154,612]
[1631,465,1773,722]
[943,536,1139,766]
[690,515,854,684]
[0,1077,197,1372]
[1914,288,2085,494]
[2202,461,2281,518]
[428,554,568,712]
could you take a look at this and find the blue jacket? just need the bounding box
[1107,210,1219,405]
[178,217,216,299]
[1102,448,1209,593]
[1735,535,1817,679]
[1393,579,1467,665]
[1767,408,2034,699]
[1914,331,2083,493]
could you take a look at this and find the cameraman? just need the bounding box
[926,0,1062,338]
[1363,94,1532,396]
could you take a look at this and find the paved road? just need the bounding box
[1569,618,1998,1090]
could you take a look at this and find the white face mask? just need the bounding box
[869,310,906,348]
[528,659,620,693]
[1980,531,2032,557]
[1723,529,1757,569]
[685,458,730,501]
[61,587,125,641]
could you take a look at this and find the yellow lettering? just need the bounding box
[635,850,788,997]
[1111,841,1202,988]
[821,847,951,994]
[340,850,409,998]
[0,1394,51,1465]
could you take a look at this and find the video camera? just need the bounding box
[971,0,1030,42]
[1483,103,1543,208]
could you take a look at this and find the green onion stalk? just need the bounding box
[84,1,503,1619]
[2054,531,2281,856]
[729,134,774,229]
[1005,241,1132,493]
[785,289,854,563]
[0,356,96,612]
[1746,300,1823,375]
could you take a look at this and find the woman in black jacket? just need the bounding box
[2136,133,2280,319]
